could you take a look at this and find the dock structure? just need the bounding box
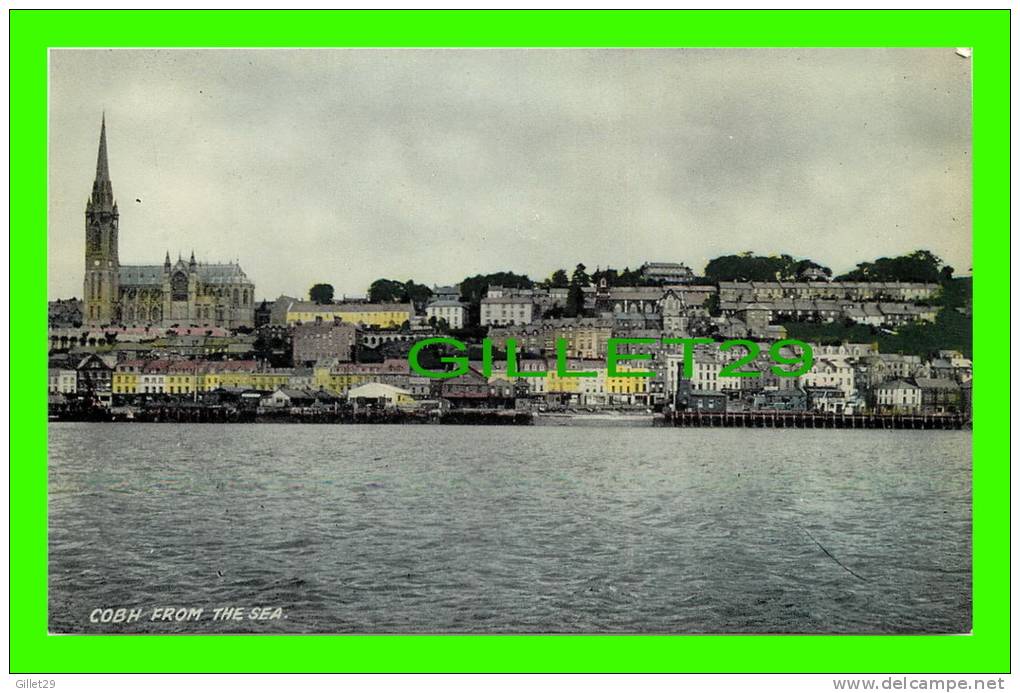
[52,406,535,425]
[665,410,966,430]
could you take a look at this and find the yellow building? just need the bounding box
[605,365,650,399]
[164,363,201,395]
[541,322,613,359]
[313,359,410,394]
[112,360,145,395]
[545,370,582,394]
[201,361,259,391]
[285,301,413,329]
[251,371,291,392]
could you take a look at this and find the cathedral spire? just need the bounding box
[90,114,115,211]
[96,112,109,181]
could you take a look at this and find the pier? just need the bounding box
[664,410,967,430]
[52,406,534,426]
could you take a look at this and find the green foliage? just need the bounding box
[704,293,721,317]
[704,253,831,282]
[368,278,406,303]
[543,304,565,319]
[835,249,950,283]
[930,276,972,309]
[566,263,590,317]
[544,269,569,288]
[308,283,334,304]
[781,321,876,347]
[782,281,972,359]
[402,280,433,313]
[367,278,433,312]
[457,272,534,327]
[458,271,534,304]
[590,265,657,287]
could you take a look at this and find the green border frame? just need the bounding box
[11,9,1010,673]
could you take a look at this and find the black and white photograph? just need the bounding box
[47,48,972,634]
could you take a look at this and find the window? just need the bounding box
[171,272,189,301]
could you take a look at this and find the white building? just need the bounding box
[641,261,695,284]
[663,346,745,398]
[425,299,467,330]
[139,372,166,395]
[480,296,536,326]
[48,369,78,394]
[346,382,415,408]
[875,380,921,412]
[798,358,856,398]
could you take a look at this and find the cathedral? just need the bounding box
[83,116,255,329]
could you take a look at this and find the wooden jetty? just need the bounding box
[664,410,966,430]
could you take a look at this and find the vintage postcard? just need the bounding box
[47,48,972,634]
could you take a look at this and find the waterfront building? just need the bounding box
[138,369,166,395]
[347,383,416,409]
[199,360,259,391]
[313,358,411,394]
[163,360,202,395]
[875,379,922,413]
[249,369,294,393]
[750,388,808,411]
[868,353,924,383]
[798,358,856,399]
[543,367,582,399]
[437,367,492,407]
[914,377,963,414]
[288,367,315,390]
[604,364,651,406]
[82,117,255,329]
[292,318,359,365]
[75,354,114,394]
[48,369,79,394]
[804,387,858,414]
[264,388,316,409]
[112,360,145,394]
[674,381,728,412]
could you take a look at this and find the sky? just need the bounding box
[48,49,972,301]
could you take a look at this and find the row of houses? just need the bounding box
[718,281,939,303]
[51,342,972,416]
[719,300,938,327]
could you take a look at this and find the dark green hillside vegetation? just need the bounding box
[782,277,972,358]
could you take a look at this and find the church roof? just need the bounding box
[195,263,250,284]
[118,265,163,286]
[118,262,251,287]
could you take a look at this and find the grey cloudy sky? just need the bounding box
[49,49,971,301]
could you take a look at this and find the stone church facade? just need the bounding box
[83,117,255,329]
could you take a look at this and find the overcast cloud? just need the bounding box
[48,49,972,301]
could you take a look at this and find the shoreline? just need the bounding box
[48,408,970,430]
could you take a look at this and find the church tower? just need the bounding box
[84,115,120,326]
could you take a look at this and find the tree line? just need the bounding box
[303,249,956,315]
